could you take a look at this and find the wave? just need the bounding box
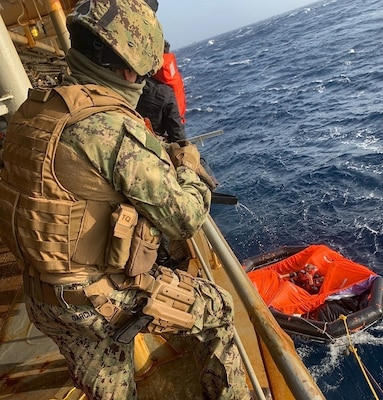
[175,1,383,396]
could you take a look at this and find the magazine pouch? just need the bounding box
[126,217,161,276]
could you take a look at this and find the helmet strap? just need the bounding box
[91,39,105,66]
[98,0,118,28]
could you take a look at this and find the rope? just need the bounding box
[340,314,380,400]
[363,362,383,397]
[299,316,335,341]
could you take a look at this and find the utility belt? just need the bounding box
[23,273,92,307]
[24,266,196,341]
[23,271,129,326]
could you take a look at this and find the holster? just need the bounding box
[143,267,196,334]
[114,267,196,343]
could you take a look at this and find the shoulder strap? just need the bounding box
[54,84,144,126]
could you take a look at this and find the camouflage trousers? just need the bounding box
[25,276,251,400]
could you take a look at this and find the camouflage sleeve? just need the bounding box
[62,111,211,239]
[112,130,211,239]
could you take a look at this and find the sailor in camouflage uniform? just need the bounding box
[0,0,251,399]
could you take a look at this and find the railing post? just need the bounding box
[202,215,325,400]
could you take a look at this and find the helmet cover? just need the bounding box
[67,0,164,76]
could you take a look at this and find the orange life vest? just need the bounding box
[153,53,186,124]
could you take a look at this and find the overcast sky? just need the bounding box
[157,0,320,50]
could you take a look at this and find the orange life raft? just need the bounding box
[244,245,383,341]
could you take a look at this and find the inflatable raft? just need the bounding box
[244,245,383,342]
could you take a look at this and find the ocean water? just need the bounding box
[175,0,383,398]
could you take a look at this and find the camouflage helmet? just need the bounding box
[66,0,164,76]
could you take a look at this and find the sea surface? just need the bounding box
[175,0,383,398]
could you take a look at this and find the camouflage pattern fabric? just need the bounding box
[61,108,211,240]
[66,0,164,76]
[25,277,251,399]
[14,47,247,398]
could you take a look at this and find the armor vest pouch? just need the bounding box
[107,204,138,269]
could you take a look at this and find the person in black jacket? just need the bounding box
[140,1,186,142]
[136,77,186,142]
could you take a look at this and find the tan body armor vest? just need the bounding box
[0,84,148,278]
